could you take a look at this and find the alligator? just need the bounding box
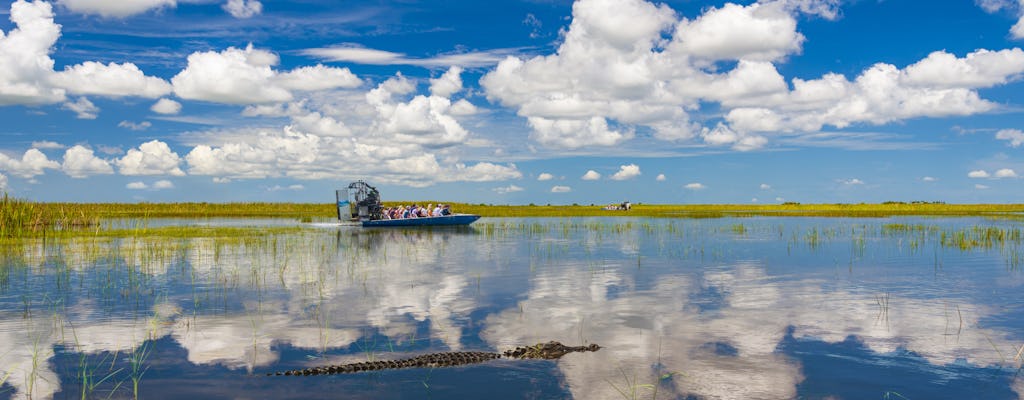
[269,341,601,376]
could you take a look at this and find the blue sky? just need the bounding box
[2,0,1024,204]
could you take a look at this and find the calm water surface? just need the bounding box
[0,217,1022,399]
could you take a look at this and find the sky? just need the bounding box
[1,0,1024,204]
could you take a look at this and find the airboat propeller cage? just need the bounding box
[339,180,383,221]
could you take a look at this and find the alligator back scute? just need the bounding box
[268,342,599,376]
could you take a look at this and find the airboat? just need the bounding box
[336,181,481,227]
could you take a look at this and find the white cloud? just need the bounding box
[364,73,474,146]
[776,196,785,202]
[172,45,361,105]
[31,141,64,150]
[266,184,304,192]
[212,177,231,183]
[671,2,804,62]
[840,178,865,185]
[0,173,6,192]
[151,98,182,114]
[995,168,1018,178]
[429,67,464,98]
[223,0,261,18]
[449,99,478,116]
[302,45,519,68]
[581,170,601,180]
[0,1,169,106]
[537,173,554,181]
[493,184,524,194]
[117,140,185,176]
[118,120,151,131]
[152,179,174,189]
[550,185,571,193]
[182,124,519,186]
[96,145,123,155]
[0,1,65,105]
[479,0,1024,151]
[656,173,666,181]
[760,183,771,190]
[62,97,99,119]
[968,170,991,178]
[975,183,990,189]
[996,128,1024,147]
[0,148,59,178]
[922,176,937,182]
[528,117,633,149]
[126,181,147,189]
[684,182,705,190]
[275,64,362,92]
[57,0,176,18]
[609,164,641,180]
[61,145,113,178]
[52,61,171,98]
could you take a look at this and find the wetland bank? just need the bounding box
[1,201,1023,399]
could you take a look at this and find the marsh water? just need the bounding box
[0,217,1022,399]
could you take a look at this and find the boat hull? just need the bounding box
[361,214,481,227]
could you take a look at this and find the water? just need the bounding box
[0,217,1022,399]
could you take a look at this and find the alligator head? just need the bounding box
[502,341,601,360]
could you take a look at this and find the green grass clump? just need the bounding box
[0,194,98,238]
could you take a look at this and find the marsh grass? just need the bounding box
[0,194,98,238]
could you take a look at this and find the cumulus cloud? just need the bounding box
[61,145,113,178]
[610,164,641,180]
[656,173,666,181]
[151,98,182,114]
[684,182,705,190]
[840,178,865,185]
[480,0,1024,151]
[976,183,990,189]
[922,176,937,182]
[126,181,147,189]
[0,1,168,106]
[0,148,59,178]
[429,66,464,98]
[760,183,771,189]
[171,44,361,105]
[996,128,1024,147]
[117,140,185,176]
[365,73,472,147]
[223,0,261,18]
[581,170,601,180]
[52,61,171,98]
[0,173,7,192]
[183,123,519,187]
[62,97,99,119]
[537,172,554,181]
[493,184,524,194]
[57,0,176,18]
[550,185,571,193]
[995,168,1018,178]
[671,2,804,62]
[968,170,991,178]
[152,179,174,189]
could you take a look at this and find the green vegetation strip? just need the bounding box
[7,194,1024,238]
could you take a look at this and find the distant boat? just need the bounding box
[337,181,481,227]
